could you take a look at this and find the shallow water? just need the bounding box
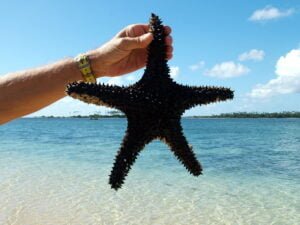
[0,118,299,225]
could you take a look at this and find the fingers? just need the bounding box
[164,26,171,35]
[166,45,173,60]
[118,24,172,38]
[119,33,154,50]
[164,26,173,60]
[126,24,171,36]
[165,35,173,46]
[117,24,173,59]
[116,24,149,38]
[138,33,154,47]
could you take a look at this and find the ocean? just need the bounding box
[0,118,299,225]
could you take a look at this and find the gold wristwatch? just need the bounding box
[74,54,97,83]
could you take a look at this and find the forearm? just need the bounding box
[0,58,82,124]
[0,23,172,125]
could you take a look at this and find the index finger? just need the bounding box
[138,24,172,35]
[164,26,172,35]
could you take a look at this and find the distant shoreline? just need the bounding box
[191,112,300,118]
[27,112,300,119]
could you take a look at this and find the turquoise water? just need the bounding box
[0,118,299,225]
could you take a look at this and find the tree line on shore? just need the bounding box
[35,111,300,119]
[192,111,300,118]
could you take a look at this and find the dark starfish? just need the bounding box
[66,13,234,190]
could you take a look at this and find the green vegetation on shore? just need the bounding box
[33,111,300,119]
[191,111,300,118]
[37,110,126,119]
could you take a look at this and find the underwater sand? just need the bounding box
[0,118,299,224]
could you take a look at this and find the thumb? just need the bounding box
[120,33,153,50]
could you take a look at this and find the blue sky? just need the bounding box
[1,0,300,116]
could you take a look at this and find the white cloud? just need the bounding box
[170,66,180,79]
[205,61,250,79]
[249,49,300,98]
[107,77,124,86]
[238,49,265,61]
[189,61,205,71]
[125,74,136,81]
[249,6,294,21]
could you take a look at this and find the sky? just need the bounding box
[0,0,300,116]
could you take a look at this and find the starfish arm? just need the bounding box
[64,14,234,190]
[109,121,152,190]
[162,122,202,176]
[181,86,234,109]
[66,81,128,110]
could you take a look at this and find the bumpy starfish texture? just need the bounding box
[66,13,234,190]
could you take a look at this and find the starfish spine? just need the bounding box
[66,13,234,190]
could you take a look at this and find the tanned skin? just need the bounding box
[0,24,172,125]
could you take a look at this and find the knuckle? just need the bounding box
[117,38,126,46]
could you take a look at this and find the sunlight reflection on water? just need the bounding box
[0,118,299,224]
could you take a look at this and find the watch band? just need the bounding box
[75,54,97,83]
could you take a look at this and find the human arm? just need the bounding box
[0,24,173,125]
[0,59,82,124]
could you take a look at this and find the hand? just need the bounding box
[88,24,173,77]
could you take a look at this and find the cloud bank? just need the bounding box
[249,49,300,98]
[189,61,205,71]
[239,49,265,61]
[249,6,294,21]
[170,66,180,79]
[205,61,250,79]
